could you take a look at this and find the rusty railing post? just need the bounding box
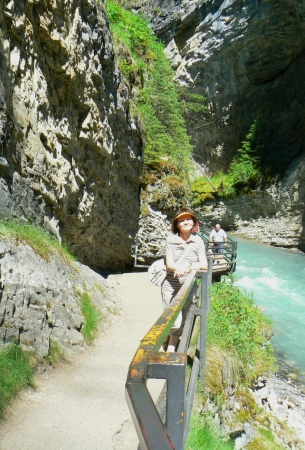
[149,353,186,450]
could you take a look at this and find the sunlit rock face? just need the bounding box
[200,155,305,249]
[139,0,305,174]
[0,0,143,270]
[0,238,118,357]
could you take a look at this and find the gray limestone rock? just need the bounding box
[0,239,119,357]
[135,206,171,266]
[198,154,305,249]
[251,375,305,446]
[0,0,143,271]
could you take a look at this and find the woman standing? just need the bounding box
[162,208,207,352]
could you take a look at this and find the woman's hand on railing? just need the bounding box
[174,263,191,277]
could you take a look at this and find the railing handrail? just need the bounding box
[126,259,213,450]
[126,270,197,381]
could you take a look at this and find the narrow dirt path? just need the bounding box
[0,273,163,450]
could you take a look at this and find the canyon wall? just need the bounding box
[0,0,142,270]
[126,0,305,248]
[1,0,305,261]
[140,0,305,174]
[201,155,305,249]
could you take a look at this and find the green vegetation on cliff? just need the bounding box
[191,121,277,206]
[106,1,193,176]
[0,219,75,264]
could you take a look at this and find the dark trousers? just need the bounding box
[212,243,224,254]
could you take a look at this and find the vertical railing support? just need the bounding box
[149,353,187,450]
[198,271,208,378]
[198,257,213,378]
[207,255,213,310]
[126,382,175,450]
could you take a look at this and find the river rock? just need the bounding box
[251,375,305,447]
[0,238,119,357]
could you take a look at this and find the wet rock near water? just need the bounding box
[274,350,305,393]
[251,374,305,448]
[0,239,119,357]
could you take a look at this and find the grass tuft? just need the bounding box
[80,293,103,344]
[0,344,36,418]
[0,219,76,265]
[188,414,234,449]
[44,341,68,367]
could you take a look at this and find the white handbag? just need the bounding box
[147,258,167,286]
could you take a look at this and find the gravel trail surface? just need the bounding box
[0,273,163,450]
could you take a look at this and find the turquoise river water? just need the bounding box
[230,235,305,388]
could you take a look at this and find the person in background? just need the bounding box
[209,223,228,255]
[161,208,207,352]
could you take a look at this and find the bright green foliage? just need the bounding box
[177,86,207,129]
[107,2,153,57]
[188,415,234,450]
[191,176,217,206]
[106,1,192,174]
[191,172,234,206]
[0,345,35,418]
[208,279,276,381]
[80,293,102,343]
[247,428,287,450]
[191,121,266,206]
[0,219,76,264]
[228,121,261,185]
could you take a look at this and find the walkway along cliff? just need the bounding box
[127,231,305,449]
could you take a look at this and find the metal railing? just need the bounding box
[195,214,237,274]
[134,222,237,276]
[125,257,213,450]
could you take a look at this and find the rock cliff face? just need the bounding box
[0,238,118,357]
[1,0,304,260]
[130,0,305,249]
[140,0,305,174]
[200,155,305,249]
[0,0,142,270]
